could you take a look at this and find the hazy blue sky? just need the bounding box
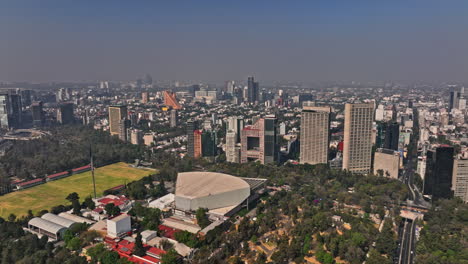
[1,0,468,83]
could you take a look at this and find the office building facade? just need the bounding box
[57,102,74,125]
[240,115,277,164]
[424,146,454,199]
[31,101,45,127]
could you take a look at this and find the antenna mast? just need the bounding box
[90,146,97,199]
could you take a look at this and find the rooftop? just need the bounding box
[176,172,250,199]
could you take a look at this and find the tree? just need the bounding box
[366,249,392,264]
[83,196,95,210]
[87,243,107,262]
[161,249,179,264]
[104,203,121,217]
[66,192,80,203]
[66,192,81,215]
[67,237,82,251]
[375,219,396,256]
[7,214,16,222]
[196,208,210,229]
[100,250,120,264]
[134,233,145,256]
[160,239,173,251]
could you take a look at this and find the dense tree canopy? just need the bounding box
[0,125,146,180]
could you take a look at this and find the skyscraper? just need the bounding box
[384,121,400,151]
[449,90,460,111]
[202,130,217,157]
[141,92,149,104]
[343,103,374,174]
[31,101,45,127]
[108,105,128,136]
[9,94,22,128]
[226,80,235,95]
[227,116,244,143]
[424,146,454,199]
[247,76,259,103]
[300,106,331,165]
[186,120,198,158]
[170,109,178,128]
[240,115,277,164]
[57,102,74,125]
[119,119,131,142]
[193,130,202,158]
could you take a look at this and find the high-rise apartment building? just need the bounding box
[57,102,74,125]
[226,130,240,163]
[424,146,454,199]
[240,115,277,164]
[108,105,128,136]
[452,158,468,202]
[343,103,374,174]
[300,106,331,165]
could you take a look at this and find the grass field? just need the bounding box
[0,162,155,218]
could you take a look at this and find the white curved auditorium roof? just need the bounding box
[176,172,250,199]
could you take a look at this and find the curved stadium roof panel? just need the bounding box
[28,217,67,234]
[41,213,76,228]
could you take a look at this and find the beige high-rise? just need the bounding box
[300,106,331,165]
[108,105,127,135]
[343,103,374,174]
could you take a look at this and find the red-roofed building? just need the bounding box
[16,178,44,190]
[104,238,166,264]
[158,225,180,240]
[96,194,133,211]
[72,164,91,174]
[46,171,69,182]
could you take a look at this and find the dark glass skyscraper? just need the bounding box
[384,122,400,151]
[424,146,454,199]
[247,76,259,103]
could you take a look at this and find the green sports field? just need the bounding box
[0,162,155,218]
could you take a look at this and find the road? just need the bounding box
[397,219,416,264]
[396,106,426,264]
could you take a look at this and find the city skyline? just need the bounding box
[2,1,468,83]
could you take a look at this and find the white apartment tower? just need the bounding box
[300,106,331,165]
[343,103,374,174]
